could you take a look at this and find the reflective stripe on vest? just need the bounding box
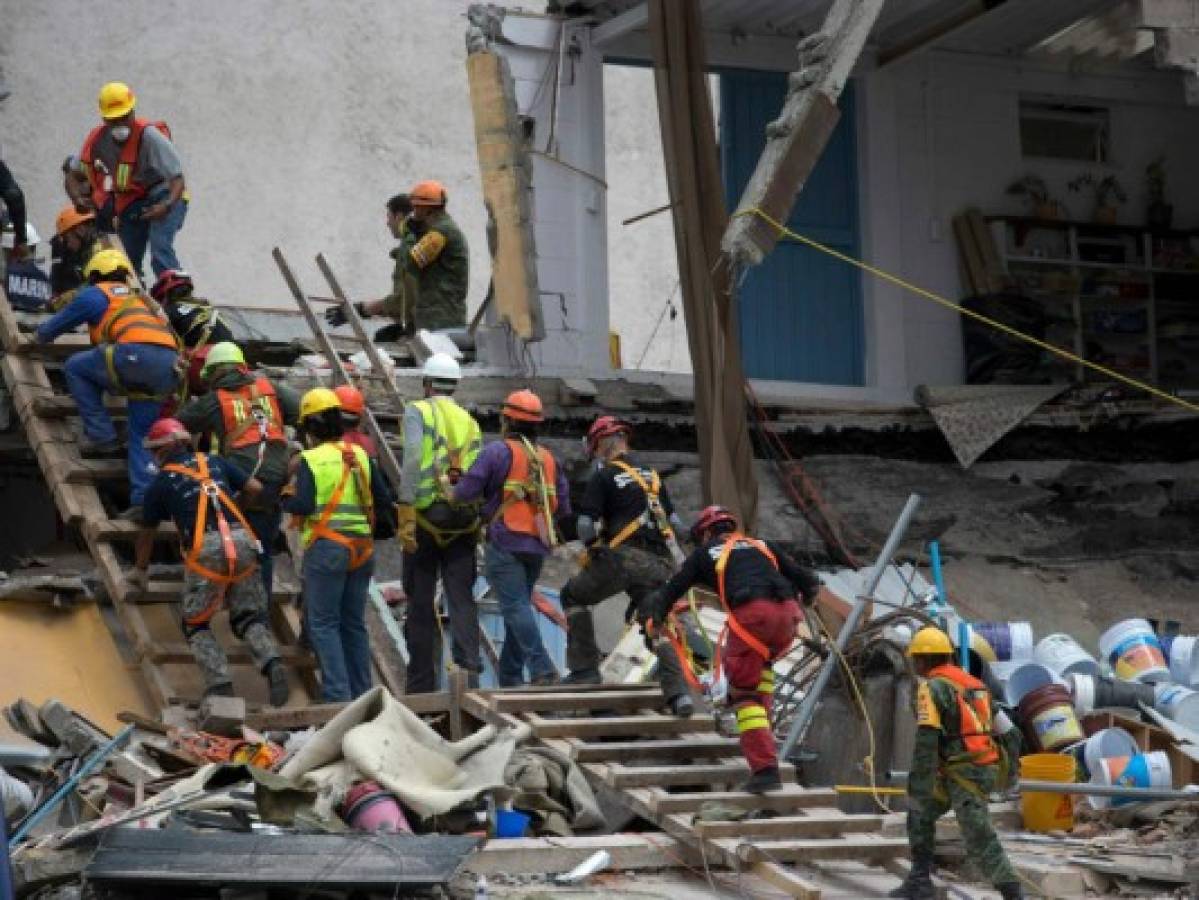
[81,119,157,214]
[498,438,558,543]
[928,664,1000,765]
[300,441,373,546]
[412,396,481,510]
[216,377,286,452]
[87,283,178,349]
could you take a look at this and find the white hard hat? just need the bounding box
[422,352,461,382]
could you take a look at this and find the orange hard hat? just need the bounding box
[334,384,366,416]
[55,205,95,237]
[410,180,447,207]
[502,389,543,423]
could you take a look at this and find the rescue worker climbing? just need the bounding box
[640,506,819,793]
[334,384,377,459]
[48,206,101,309]
[325,181,468,338]
[454,389,569,687]
[286,388,395,702]
[151,269,233,400]
[35,248,180,516]
[130,418,288,705]
[176,341,299,597]
[398,353,483,693]
[80,81,187,277]
[560,416,695,716]
[894,627,1023,900]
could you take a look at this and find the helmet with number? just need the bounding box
[299,387,341,422]
[421,352,461,383]
[83,248,133,281]
[502,389,543,423]
[333,384,365,417]
[410,179,447,207]
[150,269,194,302]
[143,417,190,449]
[907,626,954,657]
[690,505,737,544]
[585,415,631,456]
[55,205,95,237]
[199,341,245,379]
[98,81,136,120]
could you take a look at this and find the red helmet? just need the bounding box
[334,384,366,416]
[150,269,193,302]
[691,505,737,543]
[585,415,630,455]
[144,417,191,449]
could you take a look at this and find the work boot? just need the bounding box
[80,437,121,458]
[265,660,289,708]
[668,694,695,719]
[562,668,601,686]
[741,765,783,794]
[204,682,236,699]
[531,672,558,687]
[888,854,935,899]
[996,883,1025,900]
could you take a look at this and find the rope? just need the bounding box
[732,207,1199,415]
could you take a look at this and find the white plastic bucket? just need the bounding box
[1004,662,1057,707]
[1067,672,1095,715]
[1091,751,1172,808]
[1168,635,1199,688]
[1098,619,1169,683]
[1064,727,1140,780]
[1035,633,1101,678]
[1154,683,1199,731]
[974,621,1035,662]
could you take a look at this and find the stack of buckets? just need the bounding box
[962,618,1188,831]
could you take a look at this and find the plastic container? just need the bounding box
[495,809,531,838]
[1091,751,1172,808]
[1099,619,1170,683]
[1167,635,1199,688]
[1035,633,1101,678]
[1020,753,1076,832]
[1067,673,1095,715]
[1063,727,1140,779]
[973,621,1035,662]
[1004,662,1057,707]
[1154,683,1199,730]
[1018,683,1085,751]
[1093,675,1156,710]
[341,781,411,833]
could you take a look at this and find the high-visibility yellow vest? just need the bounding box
[411,396,481,510]
[300,441,372,546]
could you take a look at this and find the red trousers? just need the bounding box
[723,598,802,773]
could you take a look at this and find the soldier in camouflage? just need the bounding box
[895,627,1023,900]
[325,181,468,339]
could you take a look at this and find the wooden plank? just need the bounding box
[569,734,740,762]
[750,860,824,900]
[490,689,666,713]
[151,643,318,668]
[464,834,701,876]
[693,813,882,840]
[66,460,128,483]
[649,786,839,815]
[33,395,127,418]
[87,520,178,542]
[720,836,908,864]
[527,711,714,739]
[605,760,796,788]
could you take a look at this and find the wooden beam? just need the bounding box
[605,760,796,788]
[647,785,839,815]
[489,689,666,713]
[568,734,740,762]
[692,813,882,840]
[527,711,714,739]
[720,836,908,864]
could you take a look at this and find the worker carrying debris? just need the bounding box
[560,416,696,716]
[130,417,288,706]
[80,81,187,277]
[640,506,819,793]
[325,181,468,339]
[398,353,483,692]
[334,385,377,459]
[176,341,299,596]
[895,627,1023,900]
[151,269,234,398]
[454,389,569,687]
[35,248,180,515]
[48,206,101,309]
[286,388,396,702]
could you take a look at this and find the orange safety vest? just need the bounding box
[497,438,559,546]
[161,453,261,626]
[80,119,172,214]
[927,664,1000,766]
[87,283,177,350]
[216,377,286,451]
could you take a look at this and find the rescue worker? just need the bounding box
[333,384,377,459]
[62,154,94,213]
[34,248,179,513]
[176,342,299,597]
[397,353,483,693]
[560,416,695,714]
[454,390,569,687]
[151,269,233,398]
[893,627,1023,900]
[286,388,396,702]
[0,81,28,280]
[325,181,467,337]
[130,417,288,704]
[80,81,187,277]
[49,206,102,308]
[640,506,820,793]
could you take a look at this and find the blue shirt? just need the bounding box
[34,284,110,343]
[141,451,249,544]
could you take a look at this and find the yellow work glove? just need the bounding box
[398,504,418,554]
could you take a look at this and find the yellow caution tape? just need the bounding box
[834,784,907,795]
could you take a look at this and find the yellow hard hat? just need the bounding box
[299,387,341,422]
[907,626,954,657]
[83,248,133,281]
[98,81,136,120]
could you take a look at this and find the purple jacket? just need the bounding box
[454,439,571,556]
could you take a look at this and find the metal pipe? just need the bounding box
[780,493,923,760]
[890,771,1199,802]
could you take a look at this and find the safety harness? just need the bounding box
[711,534,789,685]
[162,454,261,627]
[414,397,481,547]
[604,459,685,564]
[926,665,1003,800]
[91,287,181,401]
[217,378,286,482]
[493,436,559,548]
[304,443,376,570]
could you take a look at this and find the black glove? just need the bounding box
[637,589,665,630]
[325,304,348,328]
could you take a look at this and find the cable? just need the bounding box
[633,280,681,370]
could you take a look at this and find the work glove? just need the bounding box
[324,304,349,328]
[126,567,149,596]
[636,589,664,633]
[397,504,418,554]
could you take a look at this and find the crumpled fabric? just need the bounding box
[503,745,605,836]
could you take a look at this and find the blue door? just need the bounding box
[721,72,863,384]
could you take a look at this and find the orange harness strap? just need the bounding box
[163,454,261,627]
[308,445,375,570]
[712,534,786,684]
[663,598,704,691]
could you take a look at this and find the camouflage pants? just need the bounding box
[907,764,1016,886]
[182,529,279,690]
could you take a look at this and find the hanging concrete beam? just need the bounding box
[721,0,885,269]
[1138,0,1199,28]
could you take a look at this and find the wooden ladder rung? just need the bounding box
[150,643,318,668]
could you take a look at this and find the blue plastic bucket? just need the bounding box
[495,809,531,838]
